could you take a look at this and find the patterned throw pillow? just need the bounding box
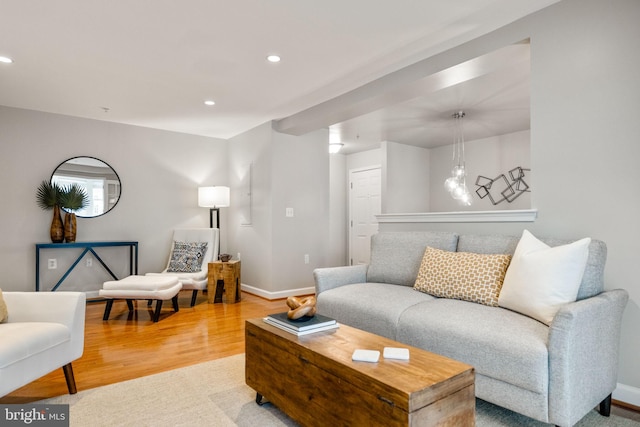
[413,247,511,307]
[0,288,8,323]
[167,241,208,273]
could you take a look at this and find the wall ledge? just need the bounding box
[376,209,538,223]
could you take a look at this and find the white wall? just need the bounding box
[346,148,381,172]
[329,154,348,266]
[228,123,330,297]
[382,141,430,213]
[377,0,640,404]
[227,122,274,296]
[0,106,227,294]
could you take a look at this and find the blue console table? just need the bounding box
[35,241,138,292]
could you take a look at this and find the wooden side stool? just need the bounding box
[208,260,241,304]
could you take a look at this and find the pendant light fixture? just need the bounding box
[444,111,472,206]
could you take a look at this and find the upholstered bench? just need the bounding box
[99,275,182,322]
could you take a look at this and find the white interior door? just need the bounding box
[349,167,381,266]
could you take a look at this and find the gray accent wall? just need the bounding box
[0,105,227,295]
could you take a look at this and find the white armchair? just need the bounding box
[146,228,219,306]
[0,291,86,397]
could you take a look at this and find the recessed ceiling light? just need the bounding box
[266,55,281,63]
[0,56,13,64]
[204,100,215,106]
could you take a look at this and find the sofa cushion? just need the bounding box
[498,230,590,325]
[414,247,511,306]
[0,323,70,368]
[397,298,550,394]
[316,282,435,340]
[367,231,458,286]
[167,241,208,273]
[457,233,606,300]
[0,288,7,323]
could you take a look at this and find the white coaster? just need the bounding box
[352,349,380,363]
[383,347,410,360]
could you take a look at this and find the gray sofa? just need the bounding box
[313,231,628,427]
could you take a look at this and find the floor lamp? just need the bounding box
[198,186,230,256]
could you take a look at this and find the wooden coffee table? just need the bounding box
[245,318,475,426]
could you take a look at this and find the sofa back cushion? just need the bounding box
[457,233,606,300]
[367,231,458,286]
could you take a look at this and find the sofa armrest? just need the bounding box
[313,265,368,294]
[3,291,86,358]
[547,289,628,426]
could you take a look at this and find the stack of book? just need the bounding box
[264,312,339,336]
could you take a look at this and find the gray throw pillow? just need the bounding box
[167,241,208,273]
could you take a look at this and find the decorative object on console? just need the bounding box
[475,166,530,205]
[36,180,64,243]
[219,253,231,262]
[443,111,472,206]
[58,183,89,243]
[286,295,317,319]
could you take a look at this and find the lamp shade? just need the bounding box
[198,186,230,207]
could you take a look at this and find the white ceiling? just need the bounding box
[0,1,558,153]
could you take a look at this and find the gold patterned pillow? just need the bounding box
[0,288,8,323]
[414,247,512,307]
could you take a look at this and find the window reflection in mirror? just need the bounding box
[51,156,121,218]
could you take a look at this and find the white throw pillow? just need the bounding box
[498,230,591,325]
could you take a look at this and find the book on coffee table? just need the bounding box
[266,312,336,331]
[263,317,339,336]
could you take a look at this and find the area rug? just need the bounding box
[40,354,638,427]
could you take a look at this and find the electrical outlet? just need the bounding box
[86,257,93,267]
[48,259,57,269]
[304,254,309,264]
[286,207,294,217]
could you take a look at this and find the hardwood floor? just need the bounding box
[0,291,284,404]
[2,290,639,423]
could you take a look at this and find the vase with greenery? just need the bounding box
[36,180,64,243]
[58,183,89,243]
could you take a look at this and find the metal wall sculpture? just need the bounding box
[475,167,530,205]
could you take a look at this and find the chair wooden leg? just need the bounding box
[103,299,114,320]
[153,300,163,322]
[172,295,180,312]
[599,393,612,417]
[62,363,77,394]
[126,299,134,311]
[190,290,198,307]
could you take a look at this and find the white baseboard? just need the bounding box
[614,383,640,407]
[240,284,315,300]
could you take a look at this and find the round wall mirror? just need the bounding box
[51,156,121,218]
